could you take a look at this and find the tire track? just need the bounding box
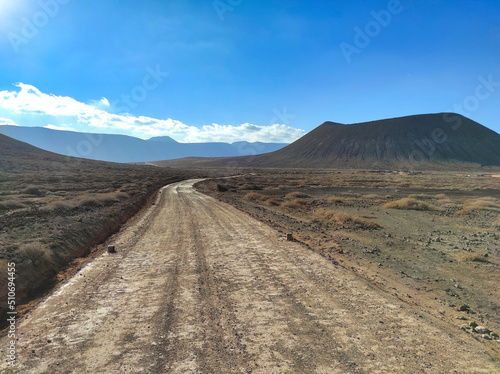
[1,180,498,373]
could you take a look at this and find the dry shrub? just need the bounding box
[265,198,279,206]
[408,193,433,199]
[456,251,489,263]
[244,192,267,201]
[76,192,128,208]
[15,243,57,299]
[363,194,380,199]
[19,187,42,196]
[315,208,381,229]
[493,218,500,228]
[94,192,128,203]
[281,199,304,209]
[0,200,27,211]
[17,243,53,268]
[40,201,73,212]
[328,196,344,203]
[456,197,500,215]
[435,193,449,199]
[285,191,310,199]
[316,209,351,223]
[79,198,102,208]
[383,198,438,211]
[239,184,262,191]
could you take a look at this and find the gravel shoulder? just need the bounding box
[1,179,498,373]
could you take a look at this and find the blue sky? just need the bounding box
[0,0,499,142]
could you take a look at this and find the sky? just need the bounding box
[0,0,499,143]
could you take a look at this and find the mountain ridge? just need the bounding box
[0,125,287,163]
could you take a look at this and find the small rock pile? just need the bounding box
[461,321,500,341]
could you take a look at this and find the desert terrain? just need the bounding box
[196,170,500,359]
[1,179,499,373]
[2,122,500,372]
[0,134,192,323]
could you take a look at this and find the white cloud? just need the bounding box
[0,117,18,126]
[89,97,111,110]
[0,83,101,117]
[0,83,306,143]
[183,123,305,143]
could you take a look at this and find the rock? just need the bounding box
[458,304,470,312]
[216,184,228,192]
[469,321,478,329]
[491,332,499,339]
[482,334,492,340]
[474,326,491,334]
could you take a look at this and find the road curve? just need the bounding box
[1,179,498,373]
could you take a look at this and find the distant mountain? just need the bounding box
[148,136,178,143]
[158,113,500,169]
[0,126,287,163]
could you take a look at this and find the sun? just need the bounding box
[0,1,17,18]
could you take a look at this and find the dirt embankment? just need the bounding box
[0,143,193,327]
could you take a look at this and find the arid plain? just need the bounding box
[197,170,500,356]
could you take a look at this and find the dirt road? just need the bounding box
[1,180,498,373]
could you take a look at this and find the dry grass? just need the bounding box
[456,251,490,263]
[383,198,439,211]
[19,187,42,196]
[363,194,380,199]
[456,197,500,215]
[264,198,280,206]
[435,193,449,199]
[238,184,262,191]
[244,192,267,201]
[431,194,457,209]
[0,199,27,211]
[328,196,345,204]
[281,199,305,209]
[408,193,433,199]
[0,138,191,324]
[315,208,381,229]
[285,191,310,199]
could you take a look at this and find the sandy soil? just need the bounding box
[1,179,498,373]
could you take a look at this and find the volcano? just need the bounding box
[161,113,500,169]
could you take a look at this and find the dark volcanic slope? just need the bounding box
[162,113,500,169]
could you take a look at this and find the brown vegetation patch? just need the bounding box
[264,198,280,206]
[238,184,262,191]
[285,191,310,199]
[383,197,439,211]
[456,197,500,215]
[0,135,191,326]
[244,192,267,201]
[315,208,381,230]
[328,196,345,204]
[456,251,490,263]
[281,198,305,209]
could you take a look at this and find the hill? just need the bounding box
[0,134,190,324]
[159,113,500,169]
[0,125,287,163]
